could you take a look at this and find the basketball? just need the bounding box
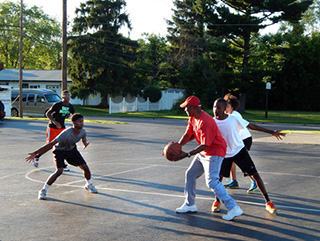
[163,142,182,161]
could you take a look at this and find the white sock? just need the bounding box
[86,179,92,186]
[42,184,50,191]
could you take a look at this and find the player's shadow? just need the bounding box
[45,192,319,241]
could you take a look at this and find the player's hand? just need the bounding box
[172,151,188,161]
[272,130,286,140]
[55,122,62,129]
[25,153,36,163]
[83,141,90,149]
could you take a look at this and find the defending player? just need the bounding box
[213,98,285,213]
[26,113,98,200]
[173,96,243,221]
[33,90,75,171]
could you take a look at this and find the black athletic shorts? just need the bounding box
[220,147,257,177]
[243,137,253,151]
[53,147,86,168]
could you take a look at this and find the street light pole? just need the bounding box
[19,0,23,117]
[61,0,67,91]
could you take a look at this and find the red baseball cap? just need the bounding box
[180,96,201,108]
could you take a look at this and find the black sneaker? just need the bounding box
[224,180,239,189]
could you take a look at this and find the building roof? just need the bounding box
[0,69,72,82]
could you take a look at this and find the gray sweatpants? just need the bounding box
[184,153,237,210]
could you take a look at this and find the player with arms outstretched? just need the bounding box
[26,113,98,200]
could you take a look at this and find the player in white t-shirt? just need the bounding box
[223,94,255,192]
[212,98,285,214]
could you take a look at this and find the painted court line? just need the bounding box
[24,166,320,213]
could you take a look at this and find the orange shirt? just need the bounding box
[185,110,226,157]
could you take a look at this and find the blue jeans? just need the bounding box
[184,153,237,210]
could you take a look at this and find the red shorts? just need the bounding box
[46,127,66,144]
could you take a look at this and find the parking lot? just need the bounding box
[0,117,319,241]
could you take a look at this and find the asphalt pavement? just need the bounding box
[0,117,319,241]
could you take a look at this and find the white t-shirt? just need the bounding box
[231,111,252,140]
[214,115,249,158]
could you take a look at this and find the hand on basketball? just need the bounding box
[172,151,188,161]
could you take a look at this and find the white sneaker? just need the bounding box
[85,184,98,194]
[33,157,39,168]
[38,189,46,200]
[63,167,70,172]
[222,205,243,221]
[176,203,197,213]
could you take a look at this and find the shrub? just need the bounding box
[143,85,162,102]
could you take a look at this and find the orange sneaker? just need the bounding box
[211,201,221,212]
[266,201,277,213]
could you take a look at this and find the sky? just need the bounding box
[21,0,175,40]
[4,0,277,38]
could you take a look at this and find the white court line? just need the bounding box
[23,165,320,213]
[24,165,159,185]
[50,184,320,213]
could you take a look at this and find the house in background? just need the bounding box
[0,68,104,106]
[0,68,184,112]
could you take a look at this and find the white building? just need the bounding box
[0,68,184,112]
[0,68,86,105]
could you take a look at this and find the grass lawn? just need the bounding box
[8,105,320,129]
[73,105,320,125]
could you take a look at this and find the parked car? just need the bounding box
[11,89,61,117]
[0,100,5,120]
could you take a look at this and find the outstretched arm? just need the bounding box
[25,140,58,163]
[247,123,286,140]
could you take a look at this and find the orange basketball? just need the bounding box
[163,142,182,161]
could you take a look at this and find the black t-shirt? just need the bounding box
[48,101,75,129]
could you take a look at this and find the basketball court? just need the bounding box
[0,117,319,241]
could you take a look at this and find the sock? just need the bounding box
[86,179,92,186]
[42,184,50,191]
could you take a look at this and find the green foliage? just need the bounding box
[0,1,61,69]
[68,0,139,106]
[143,85,162,102]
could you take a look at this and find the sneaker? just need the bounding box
[247,180,258,193]
[33,157,39,168]
[224,180,239,189]
[211,201,221,212]
[63,167,70,172]
[38,189,46,200]
[266,201,277,214]
[222,205,243,221]
[85,184,98,194]
[176,203,197,213]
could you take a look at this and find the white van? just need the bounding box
[11,89,61,117]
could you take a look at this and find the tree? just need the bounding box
[0,1,61,69]
[134,34,173,91]
[205,0,313,111]
[68,0,138,107]
[166,0,226,106]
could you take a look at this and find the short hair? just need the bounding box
[215,98,227,109]
[71,113,83,122]
[223,93,240,110]
[62,90,70,96]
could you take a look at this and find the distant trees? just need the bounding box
[0,1,61,69]
[68,0,139,107]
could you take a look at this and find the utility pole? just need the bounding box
[19,0,23,117]
[61,0,67,91]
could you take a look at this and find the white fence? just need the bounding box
[109,91,184,114]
